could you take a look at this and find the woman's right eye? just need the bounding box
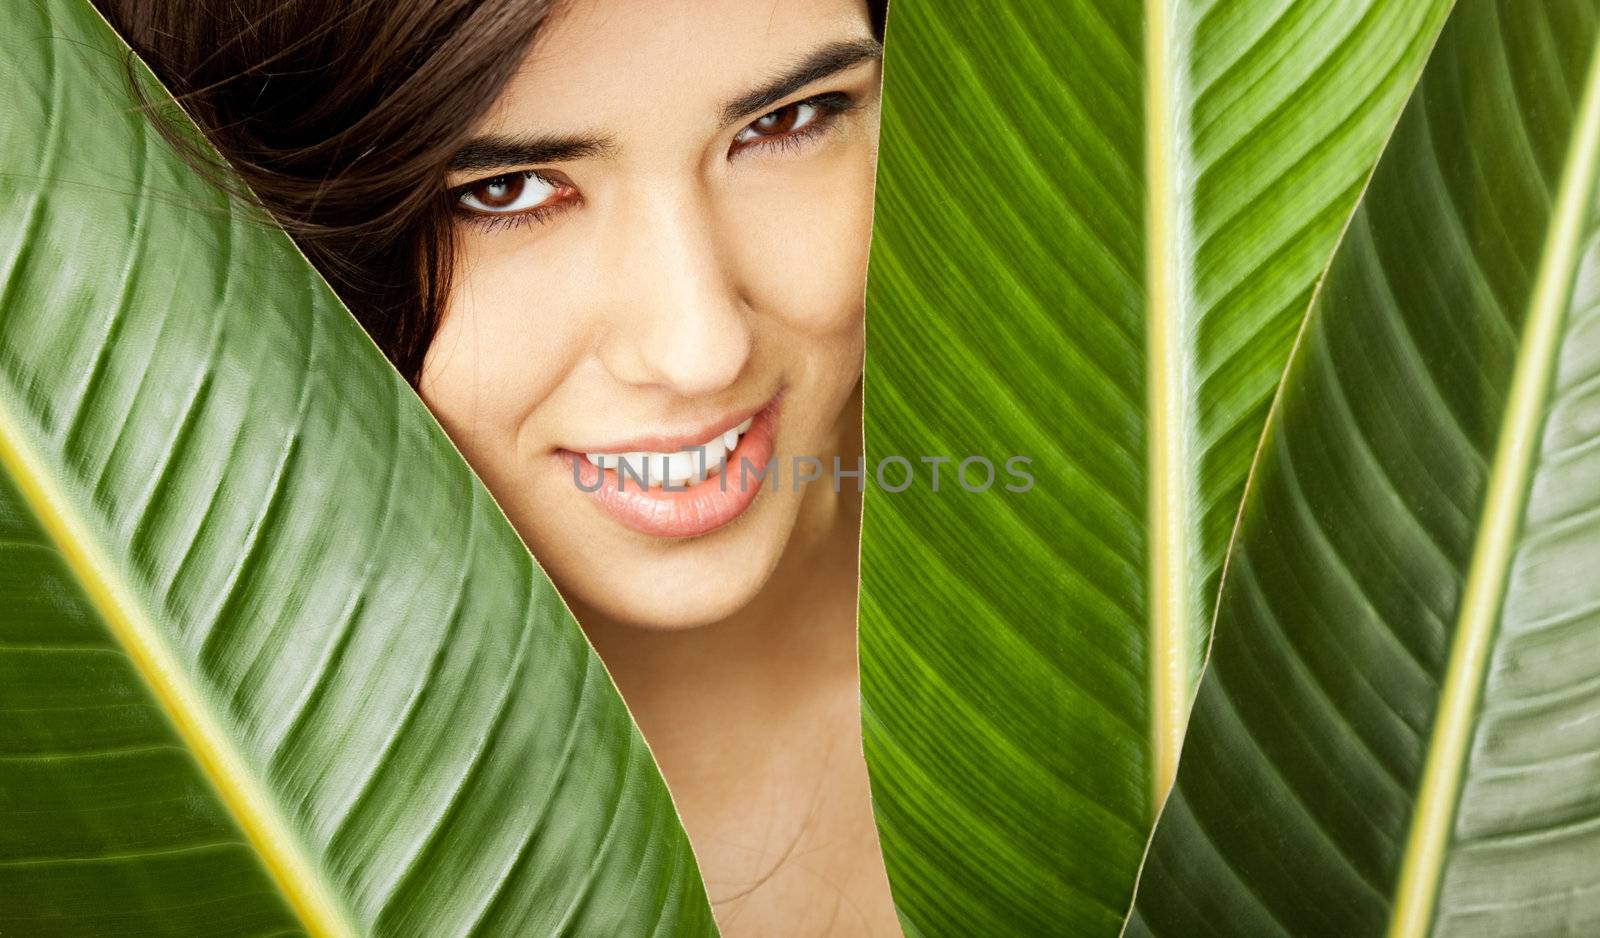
[456,170,572,217]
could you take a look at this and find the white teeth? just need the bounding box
[581,415,754,488]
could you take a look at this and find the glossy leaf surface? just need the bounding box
[1131,1,1600,934]
[0,1,714,934]
[860,1,1452,933]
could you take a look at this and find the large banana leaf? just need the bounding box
[1130,1,1600,934]
[0,1,714,934]
[861,2,1453,933]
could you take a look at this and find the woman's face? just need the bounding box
[418,0,882,629]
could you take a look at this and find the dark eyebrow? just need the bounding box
[446,133,616,174]
[718,37,884,125]
[446,37,882,174]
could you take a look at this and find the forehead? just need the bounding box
[474,0,875,137]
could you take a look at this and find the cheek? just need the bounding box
[733,146,876,337]
[417,242,593,444]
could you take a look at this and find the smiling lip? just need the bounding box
[563,398,772,455]
[556,394,781,539]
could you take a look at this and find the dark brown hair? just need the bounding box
[94,0,888,388]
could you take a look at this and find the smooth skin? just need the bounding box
[416,0,896,934]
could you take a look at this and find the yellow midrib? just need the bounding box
[0,395,357,938]
[1145,0,1190,807]
[1387,30,1600,938]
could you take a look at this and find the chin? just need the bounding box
[578,580,762,631]
[555,519,793,631]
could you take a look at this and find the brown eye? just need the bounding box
[456,170,567,216]
[473,174,525,209]
[732,100,824,150]
[752,104,804,136]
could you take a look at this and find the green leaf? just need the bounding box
[1130,1,1600,934]
[0,1,714,934]
[860,1,1453,933]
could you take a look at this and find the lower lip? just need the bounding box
[557,399,779,539]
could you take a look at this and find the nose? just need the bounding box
[596,179,753,397]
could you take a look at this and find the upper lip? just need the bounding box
[560,395,773,455]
